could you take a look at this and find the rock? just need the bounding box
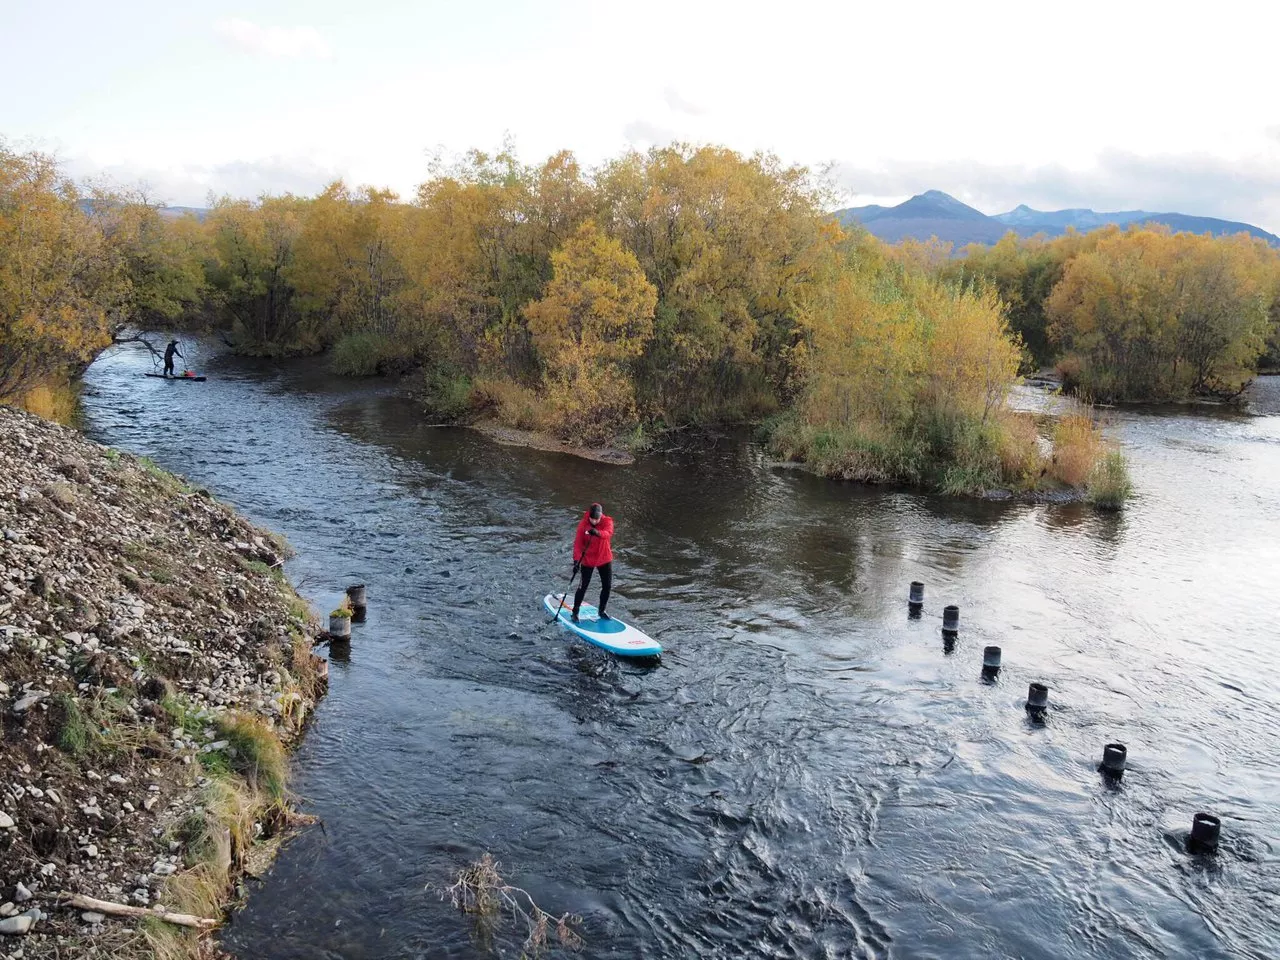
[83,844,98,858]
[0,812,13,829]
[81,911,106,924]
[13,884,31,903]
[152,861,178,876]
[11,691,49,713]
[56,457,91,483]
[0,913,34,935]
[0,903,14,917]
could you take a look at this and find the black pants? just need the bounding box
[574,562,612,616]
[163,358,175,376]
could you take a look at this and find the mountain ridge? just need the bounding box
[836,193,1279,247]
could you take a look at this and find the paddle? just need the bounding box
[548,545,587,623]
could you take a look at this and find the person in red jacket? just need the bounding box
[572,502,614,621]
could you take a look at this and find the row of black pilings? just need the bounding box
[907,579,1222,856]
[327,583,368,644]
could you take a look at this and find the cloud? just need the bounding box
[622,119,678,148]
[833,149,1280,233]
[214,19,332,59]
[63,154,343,207]
[662,86,705,117]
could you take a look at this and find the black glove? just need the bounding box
[587,528,599,537]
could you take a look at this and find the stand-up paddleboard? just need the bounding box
[145,373,207,382]
[543,594,662,658]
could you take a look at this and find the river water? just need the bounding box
[80,342,1280,959]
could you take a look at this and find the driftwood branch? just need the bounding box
[111,331,165,361]
[62,893,218,930]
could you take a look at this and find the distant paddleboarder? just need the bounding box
[163,339,184,378]
[571,502,614,622]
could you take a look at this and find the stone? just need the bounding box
[81,911,106,924]
[83,844,98,858]
[0,903,14,917]
[0,812,13,829]
[0,913,34,935]
[13,884,31,903]
[11,691,48,713]
[152,861,178,876]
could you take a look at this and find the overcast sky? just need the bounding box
[3,0,1278,230]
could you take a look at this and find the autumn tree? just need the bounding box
[204,195,307,353]
[523,221,657,442]
[596,145,834,423]
[1046,227,1272,400]
[0,144,122,400]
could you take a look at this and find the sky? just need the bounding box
[3,0,1279,230]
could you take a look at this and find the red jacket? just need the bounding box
[573,511,614,567]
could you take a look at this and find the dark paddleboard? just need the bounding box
[145,374,206,382]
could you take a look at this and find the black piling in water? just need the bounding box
[909,581,924,606]
[329,613,352,642]
[1188,813,1221,853]
[1100,743,1127,779]
[1025,682,1049,719]
[941,605,960,635]
[346,583,367,622]
[981,645,1002,679]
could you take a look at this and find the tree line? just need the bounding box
[17,137,1274,501]
[934,227,1280,402]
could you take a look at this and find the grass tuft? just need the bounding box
[1087,449,1133,509]
[54,693,92,757]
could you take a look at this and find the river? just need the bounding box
[79,341,1280,959]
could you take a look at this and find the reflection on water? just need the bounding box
[81,341,1280,959]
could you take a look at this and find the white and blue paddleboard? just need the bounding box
[543,593,662,658]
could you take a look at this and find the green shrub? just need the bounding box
[1087,450,1132,509]
[329,332,390,376]
[422,368,474,420]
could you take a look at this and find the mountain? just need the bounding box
[836,191,1010,245]
[835,192,1279,247]
[992,205,1278,244]
[76,200,210,222]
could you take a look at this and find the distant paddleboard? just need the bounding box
[543,593,662,658]
[145,373,206,382]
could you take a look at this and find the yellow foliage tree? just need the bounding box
[0,144,122,400]
[1046,227,1272,400]
[523,221,657,442]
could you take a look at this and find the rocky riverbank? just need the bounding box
[0,405,326,959]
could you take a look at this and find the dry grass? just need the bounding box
[17,380,79,423]
[145,778,252,960]
[441,853,583,958]
[996,411,1043,485]
[1049,414,1103,486]
[474,378,550,432]
[215,712,289,801]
